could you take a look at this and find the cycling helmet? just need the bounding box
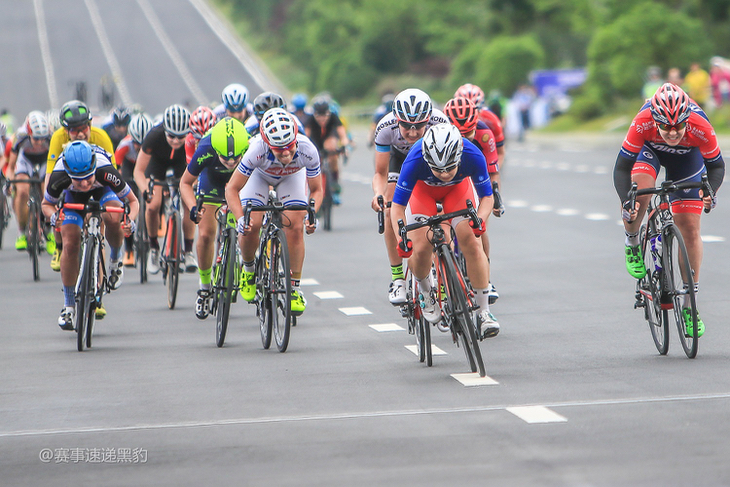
[59,100,92,129]
[163,104,191,136]
[253,92,287,121]
[111,106,132,126]
[443,97,478,135]
[650,83,692,126]
[25,111,50,138]
[189,106,216,139]
[312,96,331,115]
[210,117,250,159]
[260,108,298,148]
[382,93,395,112]
[292,93,307,111]
[128,113,153,145]
[221,83,249,112]
[62,140,96,179]
[422,123,463,171]
[393,88,432,124]
[455,83,485,108]
[45,109,61,132]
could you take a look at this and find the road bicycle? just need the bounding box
[6,163,46,281]
[243,190,316,352]
[150,175,184,309]
[62,200,124,351]
[629,175,714,359]
[135,190,149,283]
[317,145,347,231]
[199,197,241,348]
[397,200,486,377]
[0,175,10,249]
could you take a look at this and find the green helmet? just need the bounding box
[210,117,249,158]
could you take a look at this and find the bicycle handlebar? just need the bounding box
[397,200,481,252]
[243,198,317,230]
[492,181,504,217]
[376,195,385,234]
[627,174,714,215]
[62,201,124,214]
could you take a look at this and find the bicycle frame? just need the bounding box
[150,176,184,309]
[7,163,45,281]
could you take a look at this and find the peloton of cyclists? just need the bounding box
[225,108,323,316]
[615,82,724,338]
[42,141,139,330]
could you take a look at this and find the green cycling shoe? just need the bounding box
[682,308,704,337]
[239,271,256,302]
[625,245,647,279]
[291,290,306,316]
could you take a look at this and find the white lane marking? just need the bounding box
[701,235,725,243]
[556,162,571,171]
[556,208,580,216]
[575,164,589,173]
[313,291,343,300]
[594,166,608,175]
[508,200,528,208]
[300,278,319,286]
[539,161,553,169]
[585,213,611,221]
[33,0,58,108]
[507,406,567,424]
[405,344,447,356]
[136,0,208,104]
[5,392,730,438]
[531,205,553,212]
[369,323,404,332]
[341,172,371,185]
[83,0,133,106]
[451,373,499,386]
[339,307,372,316]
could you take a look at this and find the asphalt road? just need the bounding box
[3,1,730,485]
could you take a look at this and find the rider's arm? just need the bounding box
[336,124,349,148]
[5,148,18,180]
[390,202,407,239]
[307,174,324,213]
[371,149,390,210]
[123,188,139,224]
[133,149,152,195]
[705,155,725,193]
[613,151,637,202]
[179,169,198,215]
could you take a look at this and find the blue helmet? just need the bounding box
[221,83,249,112]
[292,93,307,110]
[62,140,96,179]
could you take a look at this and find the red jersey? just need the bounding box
[470,122,499,174]
[478,108,505,147]
[185,133,198,164]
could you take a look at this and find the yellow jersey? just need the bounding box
[46,126,116,173]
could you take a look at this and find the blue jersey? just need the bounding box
[393,138,492,207]
[187,135,236,196]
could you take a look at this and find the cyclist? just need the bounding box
[212,83,250,123]
[370,88,449,305]
[102,105,132,150]
[291,93,311,126]
[42,141,139,330]
[133,104,198,275]
[391,123,499,338]
[115,113,153,266]
[5,111,53,252]
[368,92,395,147]
[185,105,217,164]
[181,117,249,320]
[444,96,501,303]
[245,91,303,137]
[455,83,506,169]
[46,100,116,272]
[614,83,725,337]
[225,108,322,316]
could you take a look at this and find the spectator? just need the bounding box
[667,67,684,87]
[512,84,535,142]
[710,57,730,107]
[684,62,711,108]
[642,66,664,100]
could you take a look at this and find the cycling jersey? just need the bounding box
[393,138,492,207]
[470,120,499,174]
[102,122,127,151]
[236,134,320,183]
[47,126,116,172]
[141,124,187,180]
[11,134,49,175]
[187,135,237,200]
[304,112,344,150]
[373,109,450,156]
[114,136,138,182]
[478,108,505,147]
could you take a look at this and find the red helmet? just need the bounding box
[650,83,691,126]
[454,83,485,108]
[444,97,478,135]
[189,106,216,139]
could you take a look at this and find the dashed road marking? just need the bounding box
[507,406,567,424]
[531,205,553,212]
[702,235,726,243]
[369,323,404,332]
[585,213,611,221]
[405,344,447,356]
[300,278,320,286]
[556,208,580,216]
[451,373,499,387]
[339,307,372,316]
[313,291,343,300]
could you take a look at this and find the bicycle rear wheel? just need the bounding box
[256,239,273,350]
[638,223,668,355]
[270,229,292,352]
[320,170,333,231]
[28,201,40,282]
[75,239,95,351]
[663,224,699,358]
[0,191,8,249]
[215,229,237,348]
[165,213,180,309]
[442,248,485,377]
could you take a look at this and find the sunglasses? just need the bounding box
[219,154,241,163]
[270,140,297,152]
[430,163,459,174]
[67,124,90,135]
[656,121,686,132]
[165,132,187,140]
[399,120,428,131]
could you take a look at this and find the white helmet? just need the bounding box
[163,104,191,136]
[128,113,153,145]
[422,123,463,171]
[260,108,298,148]
[45,109,61,132]
[393,88,432,125]
[222,83,249,112]
[25,111,50,138]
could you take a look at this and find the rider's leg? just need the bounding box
[13,175,30,232]
[196,204,218,290]
[146,188,163,250]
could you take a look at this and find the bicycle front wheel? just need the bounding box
[165,213,180,309]
[28,201,40,282]
[663,224,699,358]
[0,192,8,249]
[639,223,668,355]
[256,237,273,349]
[442,248,485,377]
[137,198,148,283]
[270,229,292,352]
[75,239,95,351]
[215,229,237,348]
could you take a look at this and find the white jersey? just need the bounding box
[373,109,449,155]
[236,133,321,185]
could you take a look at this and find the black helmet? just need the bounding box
[60,100,92,129]
[253,92,286,121]
[312,96,331,115]
[111,106,132,126]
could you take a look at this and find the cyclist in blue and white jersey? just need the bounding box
[212,83,251,123]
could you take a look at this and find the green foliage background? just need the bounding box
[214,0,730,118]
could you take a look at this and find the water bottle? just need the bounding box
[649,234,662,271]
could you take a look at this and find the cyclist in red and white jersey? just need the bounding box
[455,83,506,168]
[614,83,725,337]
[185,106,216,164]
[370,88,449,305]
